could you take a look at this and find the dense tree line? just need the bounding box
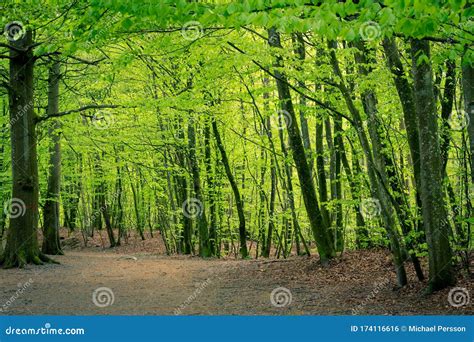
[0,1,472,293]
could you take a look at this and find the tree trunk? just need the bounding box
[328,40,407,285]
[262,117,277,258]
[188,115,211,257]
[410,39,454,291]
[315,119,331,228]
[382,37,426,277]
[268,28,335,262]
[212,119,248,258]
[1,31,51,267]
[42,59,63,255]
[462,58,474,184]
[354,41,424,281]
[325,118,343,251]
[340,141,368,247]
[95,154,117,247]
[293,33,313,178]
[0,100,8,241]
[204,118,218,256]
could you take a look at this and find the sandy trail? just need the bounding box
[0,250,471,315]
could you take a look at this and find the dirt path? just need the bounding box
[0,250,472,315]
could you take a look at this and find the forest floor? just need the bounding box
[0,230,472,315]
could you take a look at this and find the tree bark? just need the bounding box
[328,40,407,285]
[410,39,454,291]
[212,119,248,258]
[188,115,211,257]
[315,119,331,228]
[204,118,218,256]
[42,59,63,255]
[462,58,474,184]
[95,154,117,247]
[268,28,335,262]
[354,41,424,281]
[1,31,52,267]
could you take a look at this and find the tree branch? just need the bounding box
[226,41,355,125]
[35,104,123,123]
[67,56,107,65]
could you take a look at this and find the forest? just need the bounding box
[0,0,472,316]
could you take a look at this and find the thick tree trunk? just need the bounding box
[212,119,248,258]
[42,59,63,255]
[268,28,335,262]
[1,31,51,267]
[411,39,454,291]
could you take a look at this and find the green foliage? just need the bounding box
[0,1,472,261]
